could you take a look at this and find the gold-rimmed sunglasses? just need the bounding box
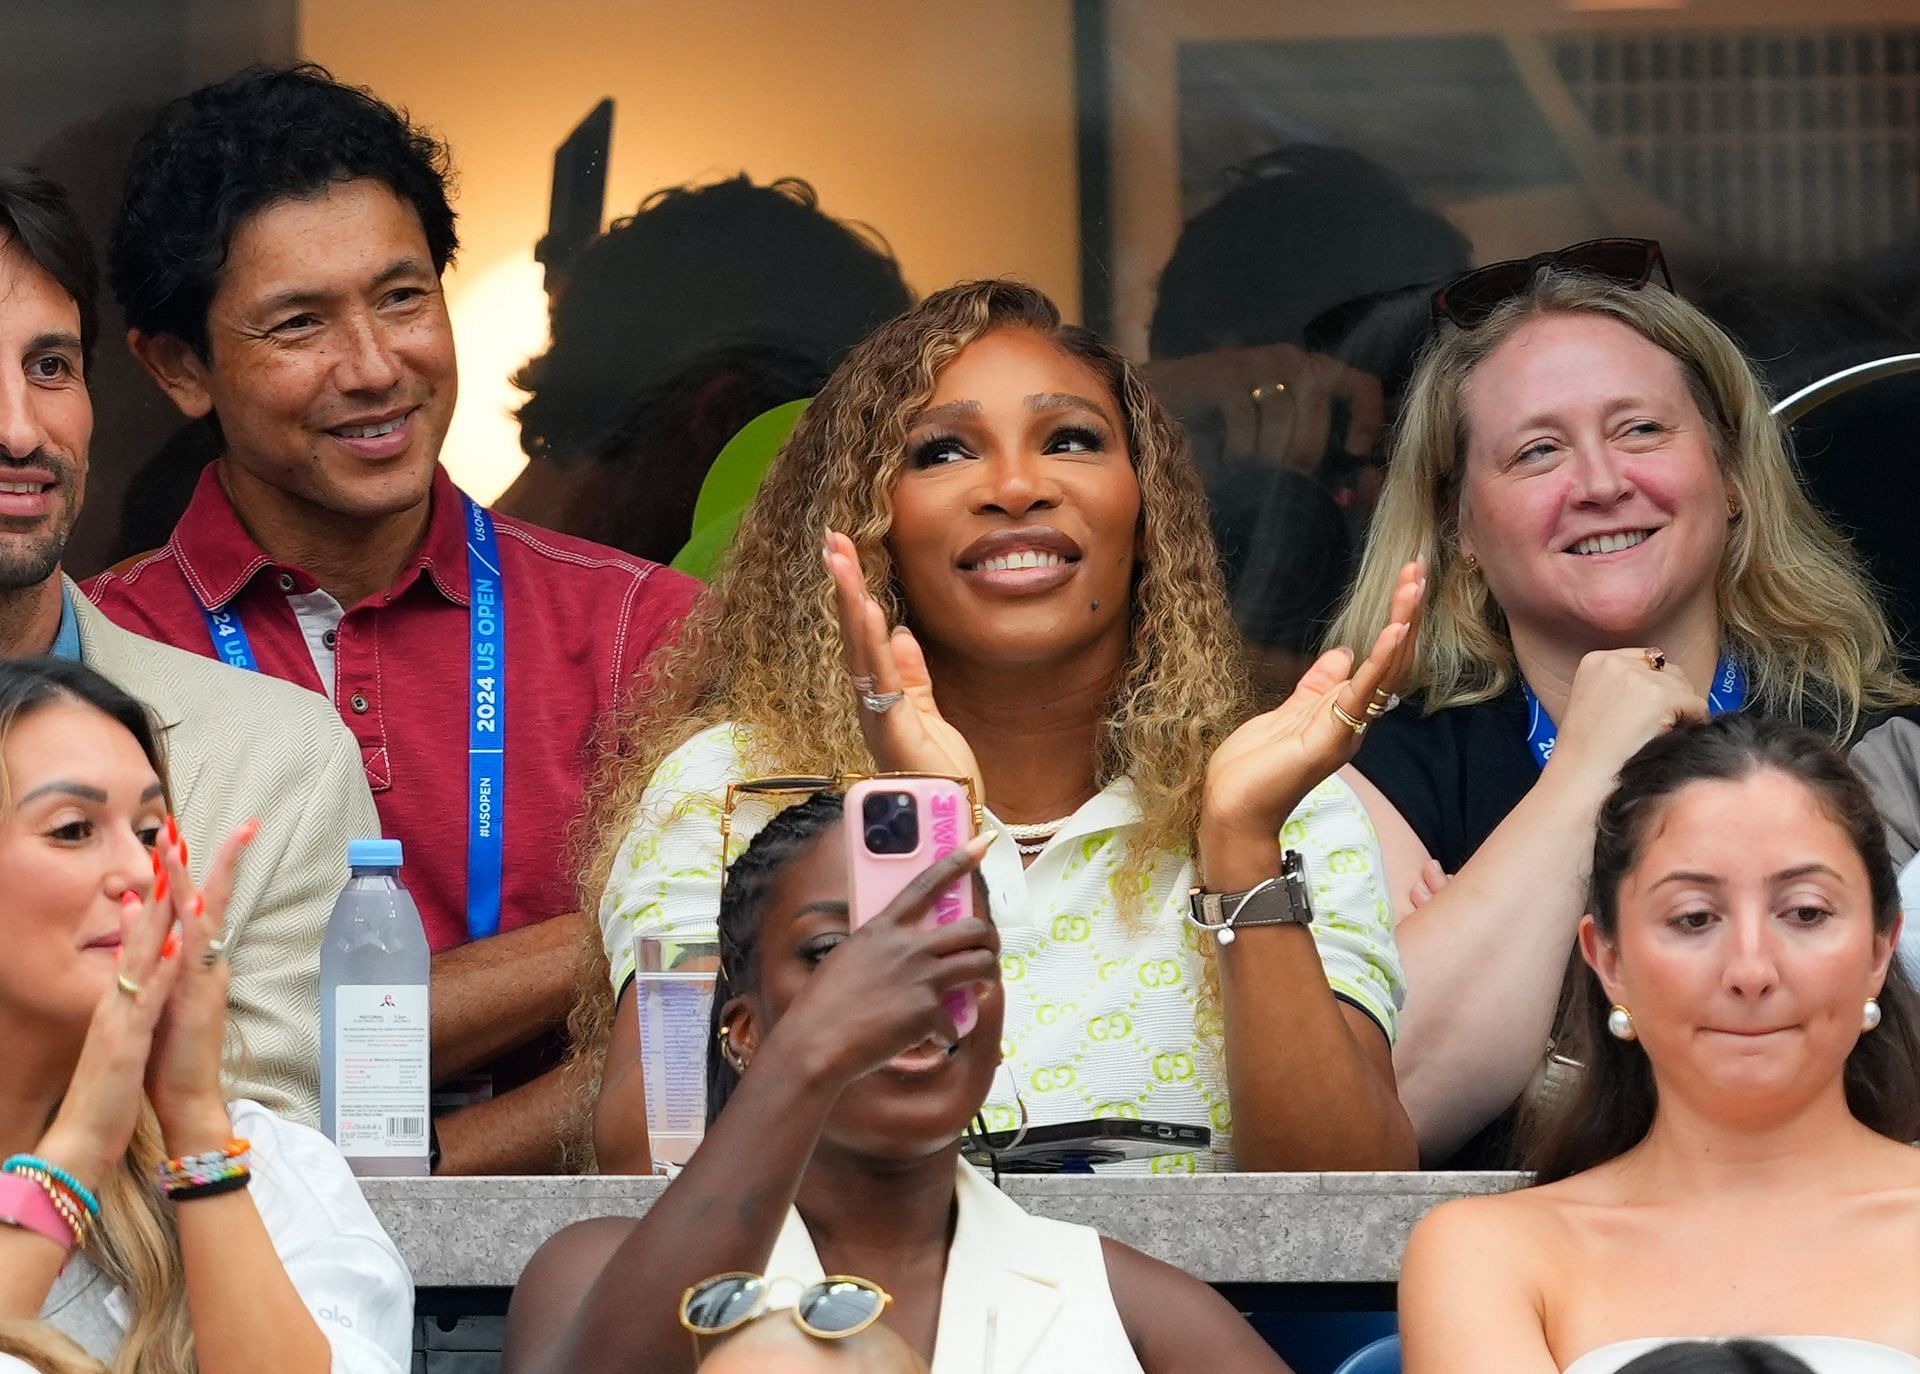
[680,1271,893,1360]
[719,773,984,898]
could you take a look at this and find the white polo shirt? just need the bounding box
[599,724,1406,1172]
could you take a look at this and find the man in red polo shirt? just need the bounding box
[88,65,699,1173]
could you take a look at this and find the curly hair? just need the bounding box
[108,62,458,358]
[513,174,909,467]
[1328,270,1917,738]
[567,278,1251,1108]
[1522,715,1920,1182]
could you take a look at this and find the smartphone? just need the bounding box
[844,777,978,1038]
[960,1118,1213,1172]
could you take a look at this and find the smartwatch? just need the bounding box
[1187,849,1314,944]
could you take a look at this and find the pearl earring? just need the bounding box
[1607,1004,1637,1041]
[1863,998,1883,1033]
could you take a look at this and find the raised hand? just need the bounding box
[1548,648,1708,786]
[1143,343,1387,474]
[823,530,983,796]
[144,816,258,1148]
[33,846,190,1192]
[749,836,998,1086]
[1202,560,1424,849]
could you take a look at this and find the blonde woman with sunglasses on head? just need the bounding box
[506,793,1290,1374]
[0,657,411,1373]
[1327,243,1920,1166]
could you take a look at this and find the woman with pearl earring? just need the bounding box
[1399,716,1920,1374]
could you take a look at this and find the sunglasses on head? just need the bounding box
[1430,238,1673,330]
[680,1272,892,1359]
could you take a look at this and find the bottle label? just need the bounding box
[332,985,430,1157]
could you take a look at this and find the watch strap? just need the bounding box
[1187,850,1314,942]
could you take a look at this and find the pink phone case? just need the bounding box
[845,777,979,1038]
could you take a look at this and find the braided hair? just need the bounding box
[707,792,846,1125]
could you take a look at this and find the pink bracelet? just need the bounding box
[0,1171,75,1251]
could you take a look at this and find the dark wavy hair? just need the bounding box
[0,167,99,364]
[1616,1341,1816,1374]
[705,791,845,1125]
[1524,715,1920,1182]
[514,174,909,467]
[108,62,458,358]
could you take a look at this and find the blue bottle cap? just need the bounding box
[347,838,404,869]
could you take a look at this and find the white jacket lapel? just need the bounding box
[930,1165,1065,1374]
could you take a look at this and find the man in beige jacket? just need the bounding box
[0,165,375,1124]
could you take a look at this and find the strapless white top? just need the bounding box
[1564,1336,1920,1373]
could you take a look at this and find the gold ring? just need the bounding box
[1642,648,1667,671]
[1330,699,1369,737]
[115,972,142,998]
[1365,689,1399,719]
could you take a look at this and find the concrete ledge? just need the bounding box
[364,1171,1526,1287]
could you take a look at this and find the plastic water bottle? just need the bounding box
[320,838,431,1176]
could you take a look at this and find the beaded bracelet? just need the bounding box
[8,1167,92,1248]
[155,1138,249,1191]
[164,1170,252,1204]
[2,1156,100,1220]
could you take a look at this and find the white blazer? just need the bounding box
[766,1162,1144,1374]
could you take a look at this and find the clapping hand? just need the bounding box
[143,817,258,1148]
[824,530,983,797]
[1201,561,1424,867]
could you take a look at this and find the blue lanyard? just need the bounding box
[1521,653,1747,770]
[195,494,507,941]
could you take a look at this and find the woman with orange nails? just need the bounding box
[0,658,411,1373]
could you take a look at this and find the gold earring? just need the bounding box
[1727,493,1741,520]
[717,1024,750,1072]
[1461,551,1479,574]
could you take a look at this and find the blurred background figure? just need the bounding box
[1146,146,1472,696]
[497,175,913,565]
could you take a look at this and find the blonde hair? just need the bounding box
[567,278,1250,1120]
[0,664,197,1374]
[1328,270,1916,735]
[0,1318,105,1374]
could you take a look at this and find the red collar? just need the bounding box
[170,463,476,611]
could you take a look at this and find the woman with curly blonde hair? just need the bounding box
[580,277,1426,1174]
[1325,245,1920,1165]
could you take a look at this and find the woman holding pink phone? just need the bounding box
[581,278,1425,1175]
[507,794,1291,1374]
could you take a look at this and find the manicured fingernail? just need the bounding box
[193,893,206,917]
[162,930,180,960]
[155,869,169,902]
[166,814,179,844]
[242,818,261,843]
[121,891,141,910]
[151,848,162,875]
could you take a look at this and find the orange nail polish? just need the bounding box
[193,893,206,917]
[151,848,162,875]
[155,869,169,903]
[162,930,180,960]
[166,814,179,845]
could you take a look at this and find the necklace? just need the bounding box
[1003,815,1073,858]
[1001,818,1072,840]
